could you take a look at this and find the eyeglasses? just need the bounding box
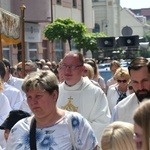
[117,79,127,83]
[17,68,22,72]
[61,64,83,70]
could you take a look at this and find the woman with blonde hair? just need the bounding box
[83,63,94,80]
[133,100,150,150]
[107,67,131,113]
[85,58,106,93]
[82,63,100,87]
[101,121,135,150]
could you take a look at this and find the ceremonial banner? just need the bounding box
[0,8,20,45]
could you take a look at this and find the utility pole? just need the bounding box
[20,0,26,77]
[50,0,54,61]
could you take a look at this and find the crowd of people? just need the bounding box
[0,51,149,150]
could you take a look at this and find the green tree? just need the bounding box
[145,29,150,42]
[75,32,106,53]
[43,18,87,50]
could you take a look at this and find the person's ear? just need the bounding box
[7,66,10,72]
[52,90,58,102]
[82,65,86,71]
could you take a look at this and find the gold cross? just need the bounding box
[61,96,78,112]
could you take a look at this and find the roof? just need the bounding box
[130,8,150,17]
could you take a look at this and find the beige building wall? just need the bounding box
[107,0,120,36]
[53,0,94,29]
[84,0,94,29]
[53,5,82,22]
[120,8,145,37]
[0,0,94,64]
[11,0,52,22]
[0,0,11,11]
[92,0,120,37]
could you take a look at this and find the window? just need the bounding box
[71,40,76,50]
[54,40,63,62]
[73,0,77,8]
[92,0,99,2]
[29,51,37,61]
[28,43,37,61]
[29,43,37,49]
[57,0,61,5]
[92,23,100,33]
[55,40,62,50]
[3,46,10,61]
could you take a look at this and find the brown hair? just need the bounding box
[128,57,150,74]
[110,60,120,69]
[22,70,59,95]
[133,100,150,150]
[85,58,99,78]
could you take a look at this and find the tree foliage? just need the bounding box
[75,32,106,52]
[43,17,107,53]
[43,18,87,50]
[144,29,150,42]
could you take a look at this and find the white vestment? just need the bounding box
[3,83,24,110]
[57,77,110,146]
[6,75,25,99]
[0,92,11,149]
[111,93,139,123]
[107,84,130,113]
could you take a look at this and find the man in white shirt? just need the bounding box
[3,83,24,110]
[3,58,25,99]
[0,61,24,110]
[111,57,150,123]
[57,51,110,148]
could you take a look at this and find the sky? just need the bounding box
[120,0,150,9]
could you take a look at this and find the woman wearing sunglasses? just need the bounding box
[107,67,131,114]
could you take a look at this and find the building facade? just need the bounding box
[120,8,150,37]
[130,8,150,21]
[92,0,120,37]
[0,0,94,65]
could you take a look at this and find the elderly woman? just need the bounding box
[6,70,98,150]
[107,67,131,113]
